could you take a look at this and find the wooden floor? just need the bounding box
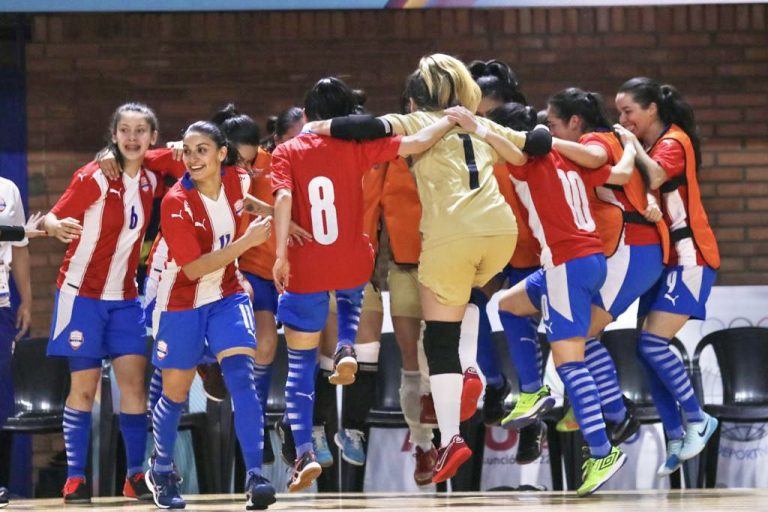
[6,489,768,511]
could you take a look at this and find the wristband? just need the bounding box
[474,122,489,139]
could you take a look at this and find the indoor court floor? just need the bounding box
[7,489,768,511]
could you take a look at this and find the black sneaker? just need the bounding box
[328,345,357,385]
[245,471,276,510]
[123,472,153,501]
[63,476,91,504]
[607,396,641,446]
[287,451,322,493]
[263,427,275,465]
[515,421,546,465]
[276,415,296,466]
[0,486,9,508]
[482,378,512,426]
[197,362,227,402]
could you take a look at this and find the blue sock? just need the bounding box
[335,286,364,350]
[557,361,611,458]
[638,331,704,426]
[637,353,685,439]
[472,291,503,388]
[584,338,626,423]
[500,310,542,392]
[119,413,148,477]
[63,406,91,479]
[221,355,264,474]
[253,363,272,413]
[147,367,163,412]
[152,395,184,472]
[285,347,318,457]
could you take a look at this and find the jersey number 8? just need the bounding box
[308,176,339,245]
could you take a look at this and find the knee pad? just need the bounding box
[423,321,462,376]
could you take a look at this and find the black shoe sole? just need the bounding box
[247,491,277,510]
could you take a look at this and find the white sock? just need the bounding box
[318,354,334,372]
[459,303,479,373]
[429,373,463,446]
[416,323,431,394]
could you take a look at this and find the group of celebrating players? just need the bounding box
[1,50,720,511]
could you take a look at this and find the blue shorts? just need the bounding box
[277,284,365,333]
[47,289,146,360]
[153,293,256,369]
[243,272,278,314]
[638,265,717,320]
[525,254,607,342]
[593,243,664,319]
[143,297,157,329]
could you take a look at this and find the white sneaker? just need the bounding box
[656,439,683,477]
[679,413,719,461]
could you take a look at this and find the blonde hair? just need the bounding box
[408,53,482,113]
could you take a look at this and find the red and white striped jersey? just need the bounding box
[155,167,251,311]
[51,161,160,300]
[143,233,168,309]
[508,151,610,269]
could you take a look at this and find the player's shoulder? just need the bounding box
[72,161,105,181]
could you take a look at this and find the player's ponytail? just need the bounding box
[261,107,304,153]
[486,102,537,132]
[548,88,612,133]
[212,104,261,149]
[468,58,527,105]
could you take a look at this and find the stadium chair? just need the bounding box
[597,328,690,489]
[98,336,217,496]
[692,327,768,488]
[1,337,79,494]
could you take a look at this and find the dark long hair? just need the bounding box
[304,77,357,121]
[183,121,238,167]
[262,106,304,152]
[106,102,159,169]
[487,102,537,132]
[468,59,527,105]
[547,88,612,132]
[618,77,701,168]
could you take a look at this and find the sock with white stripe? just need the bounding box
[119,412,148,477]
[221,355,263,475]
[637,331,704,425]
[637,353,685,439]
[556,361,611,458]
[147,367,163,412]
[584,337,627,423]
[335,287,364,350]
[472,291,503,387]
[500,311,543,392]
[152,395,184,473]
[285,347,318,458]
[253,363,272,414]
[63,406,91,479]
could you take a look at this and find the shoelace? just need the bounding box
[156,472,182,495]
[345,429,365,450]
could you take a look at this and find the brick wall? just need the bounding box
[24,5,768,336]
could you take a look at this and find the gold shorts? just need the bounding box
[418,234,517,306]
[387,261,422,319]
[328,282,383,315]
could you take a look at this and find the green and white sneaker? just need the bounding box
[577,446,627,497]
[500,385,556,430]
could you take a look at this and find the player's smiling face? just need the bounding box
[182,132,227,183]
[112,111,157,164]
[615,92,657,140]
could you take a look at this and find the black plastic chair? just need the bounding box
[1,337,77,492]
[597,328,690,489]
[98,337,217,496]
[692,326,768,488]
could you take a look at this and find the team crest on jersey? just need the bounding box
[0,196,6,213]
[69,330,84,350]
[234,199,244,216]
[140,175,151,192]
[156,340,169,360]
